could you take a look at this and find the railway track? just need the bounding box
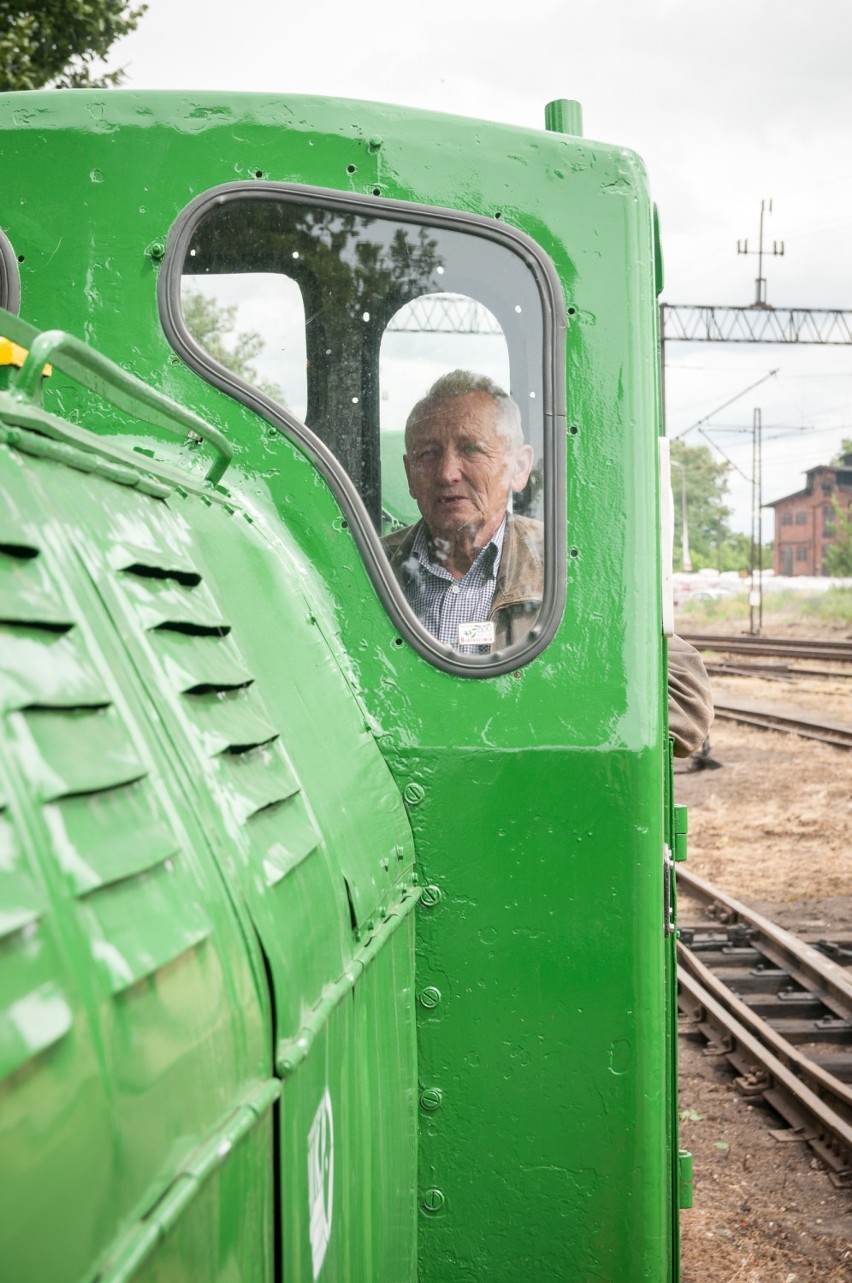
[682,633,852,664]
[712,699,852,749]
[677,866,852,1186]
[704,660,852,682]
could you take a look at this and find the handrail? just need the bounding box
[0,308,232,485]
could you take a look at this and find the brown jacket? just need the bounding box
[382,516,713,756]
[382,514,544,650]
[667,633,714,757]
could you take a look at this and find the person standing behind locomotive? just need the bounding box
[382,369,541,655]
[382,369,713,757]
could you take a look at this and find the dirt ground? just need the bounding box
[675,647,852,1281]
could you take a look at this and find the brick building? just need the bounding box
[768,454,852,576]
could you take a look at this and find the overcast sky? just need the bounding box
[102,0,852,534]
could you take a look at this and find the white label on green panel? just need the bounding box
[308,1087,334,1278]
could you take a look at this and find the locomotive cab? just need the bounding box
[0,89,682,1282]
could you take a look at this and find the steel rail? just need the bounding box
[678,941,852,1118]
[678,969,852,1183]
[681,634,852,663]
[677,867,852,1182]
[712,700,852,748]
[678,867,852,1025]
[704,660,852,682]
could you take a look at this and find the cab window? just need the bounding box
[167,185,565,673]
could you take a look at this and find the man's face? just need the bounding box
[403,392,534,546]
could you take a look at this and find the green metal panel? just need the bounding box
[0,438,273,1283]
[279,911,418,1283]
[0,87,679,1279]
[0,348,421,1278]
[408,748,668,1278]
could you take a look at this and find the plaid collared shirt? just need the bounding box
[403,519,506,654]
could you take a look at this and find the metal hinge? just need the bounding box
[678,1150,694,1209]
[663,844,675,937]
[673,804,688,863]
[677,1149,692,1206]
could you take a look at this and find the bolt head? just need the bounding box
[420,1187,445,1214]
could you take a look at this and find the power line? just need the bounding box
[696,428,752,483]
[672,369,779,439]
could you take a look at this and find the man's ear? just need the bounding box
[510,444,535,492]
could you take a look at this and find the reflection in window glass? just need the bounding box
[179,192,553,660]
[181,273,307,414]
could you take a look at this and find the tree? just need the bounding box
[0,1,147,92]
[825,498,852,577]
[182,288,284,405]
[670,439,734,570]
[830,438,852,467]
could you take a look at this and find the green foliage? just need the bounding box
[0,1,146,91]
[670,439,733,569]
[677,587,852,630]
[182,288,285,404]
[799,587,852,621]
[824,497,852,577]
[830,437,852,466]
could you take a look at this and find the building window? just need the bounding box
[795,511,808,525]
[796,546,808,561]
[780,513,793,526]
[824,503,836,536]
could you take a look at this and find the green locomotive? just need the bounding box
[0,89,690,1280]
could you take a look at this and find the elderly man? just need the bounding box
[383,369,712,756]
[383,369,540,654]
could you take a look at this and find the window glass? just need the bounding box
[181,272,307,414]
[379,294,512,532]
[174,188,561,668]
[823,503,835,536]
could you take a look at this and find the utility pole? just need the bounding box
[670,459,692,571]
[680,464,692,572]
[737,199,785,308]
[748,407,763,634]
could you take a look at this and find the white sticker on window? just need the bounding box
[458,620,495,646]
[307,1088,334,1278]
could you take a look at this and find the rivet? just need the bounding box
[418,985,441,1010]
[419,1087,443,1112]
[368,136,383,151]
[145,240,165,261]
[420,884,442,908]
[403,781,426,806]
[420,1188,445,1214]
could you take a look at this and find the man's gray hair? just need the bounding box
[405,369,524,449]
